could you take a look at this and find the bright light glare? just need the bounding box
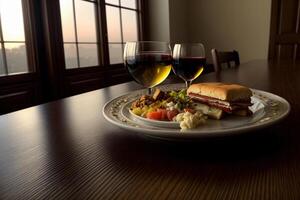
[106,5,122,42]
[60,0,75,42]
[0,0,25,42]
[75,0,97,42]
[122,9,138,42]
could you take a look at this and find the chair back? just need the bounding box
[211,49,240,72]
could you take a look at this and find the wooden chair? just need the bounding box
[211,49,240,72]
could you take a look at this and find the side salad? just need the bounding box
[130,89,207,129]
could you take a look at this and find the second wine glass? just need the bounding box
[172,43,206,88]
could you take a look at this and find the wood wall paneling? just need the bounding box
[278,0,298,34]
[276,44,295,59]
[0,82,37,114]
[269,0,300,60]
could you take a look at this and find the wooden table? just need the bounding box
[0,60,299,199]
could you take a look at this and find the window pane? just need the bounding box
[60,0,76,42]
[64,44,78,69]
[105,0,119,5]
[106,6,122,42]
[121,0,136,9]
[0,0,25,41]
[121,9,138,42]
[78,44,98,67]
[109,43,123,64]
[5,43,28,74]
[0,46,5,75]
[75,0,97,42]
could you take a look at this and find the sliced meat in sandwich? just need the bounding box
[187,82,253,119]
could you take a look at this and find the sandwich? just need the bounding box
[187,82,253,119]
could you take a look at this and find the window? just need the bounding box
[0,0,29,76]
[0,0,143,113]
[105,0,139,64]
[59,0,140,68]
[60,0,99,69]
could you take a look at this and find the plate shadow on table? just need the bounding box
[102,123,293,175]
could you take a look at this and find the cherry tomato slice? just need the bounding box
[147,111,162,120]
[157,109,168,120]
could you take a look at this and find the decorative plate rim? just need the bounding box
[102,84,291,139]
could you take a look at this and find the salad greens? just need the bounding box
[168,89,189,103]
[168,89,191,110]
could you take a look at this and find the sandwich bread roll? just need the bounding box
[188,82,253,119]
[187,82,252,102]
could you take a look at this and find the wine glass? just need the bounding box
[124,41,172,94]
[172,43,206,88]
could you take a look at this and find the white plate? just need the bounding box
[103,84,290,140]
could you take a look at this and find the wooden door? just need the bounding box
[269,0,300,60]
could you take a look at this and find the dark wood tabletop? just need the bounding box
[0,60,299,199]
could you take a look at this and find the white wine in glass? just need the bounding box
[124,41,172,94]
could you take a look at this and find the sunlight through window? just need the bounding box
[60,0,99,69]
[0,0,29,75]
[105,0,139,64]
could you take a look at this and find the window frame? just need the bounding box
[105,0,141,64]
[0,0,37,77]
[0,0,145,77]
[60,0,101,69]
[59,0,144,69]
[0,0,145,111]
[56,0,145,95]
[0,15,9,75]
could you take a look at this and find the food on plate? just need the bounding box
[130,88,207,130]
[175,111,207,130]
[191,101,224,120]
[130,89,195,120]
[187,82,253,119]
[130,82,253,129]
[152,88,165,100]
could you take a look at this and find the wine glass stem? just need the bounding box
[185,80,192,89]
